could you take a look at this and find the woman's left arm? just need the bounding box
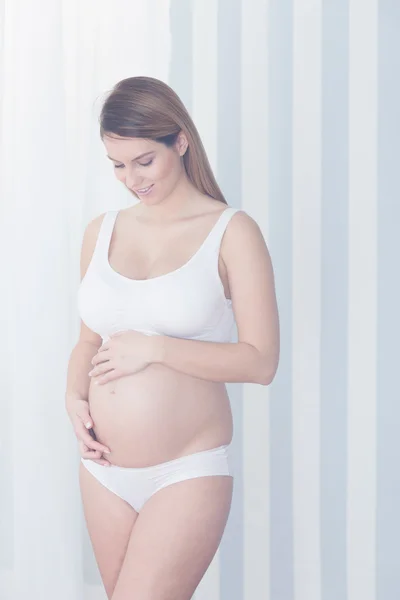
[150,211,280,386]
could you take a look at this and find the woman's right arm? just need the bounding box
[65,214,111,465]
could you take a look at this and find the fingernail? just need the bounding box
[103,463,110,467]
[104,449,111,454]
[85,422,92,429]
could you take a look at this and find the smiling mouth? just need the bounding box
[135,184,154,195]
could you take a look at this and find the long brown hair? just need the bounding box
[99,76,227,204]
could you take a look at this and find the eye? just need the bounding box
[113,157,154,169]
[139,159,154,167]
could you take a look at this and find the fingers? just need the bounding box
[75,420,111,454]
[79,441,111,466]
[92,371,119,386]
[89,361,114,377]
[91,349,111,365]
[70,399,112,465]
[96,342,110,353]
[73,405,111,454]
[74,402,94,430]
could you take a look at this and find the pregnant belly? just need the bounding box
[87,363,233,467]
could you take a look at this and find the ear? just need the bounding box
[176,131,189,157]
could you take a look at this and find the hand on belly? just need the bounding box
[87,365,227,467]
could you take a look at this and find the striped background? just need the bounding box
[85,1,399,598]
[166,1,398,599]
[1,1,398,599]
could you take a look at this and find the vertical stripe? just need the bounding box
[85,583,107,600]
[191,2,220,598]
[0,0,14,572]
[10,0,83,597]
[4,3,400,599]
[241,0,270,599]
[217,1,244,599]
[268,1,294,599]
[192,0,218,172]
[377,3,400,600]
[169,0,193,112]
[146,0,171,82]
[292,1,322,599]
[320,3,349,600]
[348,2,378,599]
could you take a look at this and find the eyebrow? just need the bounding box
[106,151,154,163]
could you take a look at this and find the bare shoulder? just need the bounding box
[221,208,280,384]
[80,212,107,279]
[86,211,108,235]
[227,208,261,230]
[78,212,108,348]
[222,209,268,258]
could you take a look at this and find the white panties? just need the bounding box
[81,444,234,513]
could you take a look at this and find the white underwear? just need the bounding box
[81,444,234,513]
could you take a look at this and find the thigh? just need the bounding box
[79,462,139,599]
[111,475,234,600]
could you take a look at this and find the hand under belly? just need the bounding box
[87,364,232,467]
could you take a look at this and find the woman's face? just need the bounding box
[102,133,187,204]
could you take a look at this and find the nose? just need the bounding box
[124,168,144,192]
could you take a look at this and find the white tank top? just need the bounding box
[77,207,240,343]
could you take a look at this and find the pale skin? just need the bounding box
[66,130,280,599]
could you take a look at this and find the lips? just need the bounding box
[135,184,154,195]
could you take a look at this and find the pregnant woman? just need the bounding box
[65,76,280,600]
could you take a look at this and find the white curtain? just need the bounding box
[0,1,170,598]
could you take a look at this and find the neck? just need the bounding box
[135,173,202,222]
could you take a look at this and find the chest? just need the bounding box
[78,265,232,341]
[108,231,232,300]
